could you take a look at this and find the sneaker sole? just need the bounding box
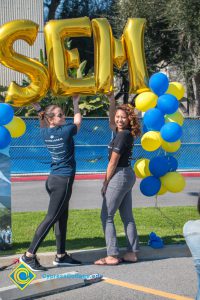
[53,261,81,266]
[19,257,47,272]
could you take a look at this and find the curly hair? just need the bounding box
[116,104,141,138]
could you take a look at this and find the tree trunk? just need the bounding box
[48,0,60,20]
[185,75,196,116]
[193,72,200,116]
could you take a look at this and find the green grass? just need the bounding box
[1,206,199,256]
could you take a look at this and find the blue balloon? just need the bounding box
[149,73,169,96]
[149,156,169,177]
[143,124,148,134]
[0,103,14,126]
[144,108,165,131]
[157,94,179,115]
[148,232,164,249]
[140,176,161,197]
[160,122,182,142]
[0,126,11,149]
[166,155,178,171]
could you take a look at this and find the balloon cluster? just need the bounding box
[0,103,26,149]
[134,73,186,197]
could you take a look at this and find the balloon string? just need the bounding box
[154,196,180,236]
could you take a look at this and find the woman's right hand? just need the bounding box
[32,102,43,112]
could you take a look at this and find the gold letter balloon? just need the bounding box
[44,17,96,96]
[0,18,148,98]
[123,18,149,94]
[0,20,50,107]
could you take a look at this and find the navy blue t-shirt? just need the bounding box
[40,123,77,176]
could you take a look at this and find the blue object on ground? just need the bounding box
[148,232,164,249]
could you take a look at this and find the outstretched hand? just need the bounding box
[32,102,42,112]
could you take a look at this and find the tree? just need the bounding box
[104,0,179,104]
[111,0,179,73]
[166,0,200,116]
[43,0,115,73]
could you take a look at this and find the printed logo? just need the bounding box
[8,263,36,290]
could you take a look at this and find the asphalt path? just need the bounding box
[11,177,199,212]
[1,257,197,299]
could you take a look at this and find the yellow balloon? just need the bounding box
[44,17,96,96]
[0,20,50,107]
[165,111,184,126]
[161,139,181,153]
[123,18,149,94]
[135,92,157,112]
[92,18,113,94]
[65,48,80,69]
[166,82,185,100]
[160,172,186,193]
[4,116,26,138]
[157,184,167,195]
[141,131,161,151]
[134,158,151,178]
[113,37,127,69]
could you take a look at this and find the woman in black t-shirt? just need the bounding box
[95,93,141,265]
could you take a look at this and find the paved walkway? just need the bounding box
[11,177,199,212]
[0,246,197,300]
[0,177,199,299]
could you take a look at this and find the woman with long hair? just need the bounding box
[20,96,82,271]
[95,93,141,265]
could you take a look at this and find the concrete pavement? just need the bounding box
[1,176,199,299]
[0,246,196,300]
[11,177,200,212]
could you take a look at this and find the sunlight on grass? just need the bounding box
[1,206,198,255]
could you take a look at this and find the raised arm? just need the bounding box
[32,103,48,128]
[107,93,116,131]
[72,95,82,132]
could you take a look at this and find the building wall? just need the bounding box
[0,0,44,86]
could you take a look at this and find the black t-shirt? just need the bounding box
[108,129,134,167]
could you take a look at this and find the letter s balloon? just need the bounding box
[0,20,50,107]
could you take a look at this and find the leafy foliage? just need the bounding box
[166,0,200,115]
[17,48,110,117]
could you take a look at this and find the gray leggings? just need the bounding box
[101,166,139,256]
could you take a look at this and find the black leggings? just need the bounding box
[28,174,74,255]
